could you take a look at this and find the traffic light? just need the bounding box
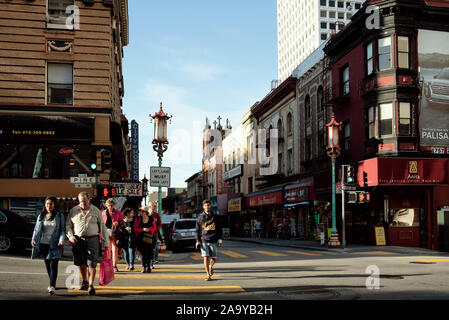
[89,149,97,172]
[98,185,117,198]
[363,172,368,187]
[358,191,371,203]
[346,165,355,184]
[100,149,111,171]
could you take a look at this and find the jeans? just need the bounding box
[122,247,136,266]
[39,244,59,288]
[153,242,159,262]
[140,244,153,268]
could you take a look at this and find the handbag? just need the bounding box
[141,231,153,245]
[99,249,114,286]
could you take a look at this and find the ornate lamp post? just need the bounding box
[325,113,342,249]
[150,102,172,216]
[141,175,148,206]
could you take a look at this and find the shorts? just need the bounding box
[72,236,100,268]
[201,242,218,258]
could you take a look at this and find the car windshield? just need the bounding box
[175,220,196,230]
[436,69,449,80]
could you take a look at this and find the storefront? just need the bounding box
[245,186,283,238]
[356,158,449,248]
[227,194,244,236]
[283,182,313,240]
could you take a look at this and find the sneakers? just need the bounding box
[47,286,55,295]
[129,266,134,271]
[80,281,89,291]
[88,286,96,296]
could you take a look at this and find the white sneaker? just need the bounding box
[48,286,55,295]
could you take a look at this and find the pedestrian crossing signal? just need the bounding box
[358,192,370,203]
[98,185,117,198]
[346,166,355,183]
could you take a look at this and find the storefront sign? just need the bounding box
[374,227,386,246]
[130,120,139,182]
[224,165,243,181]
[228,198,242,212]
[284,185,310,203]
[0,115,94,141]
[110,182,142,197]
[246,191,283,207]
[357,158,449,186]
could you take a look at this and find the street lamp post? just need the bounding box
[150,102,172,216]
[325,113,342,249]
[141,175,148,206]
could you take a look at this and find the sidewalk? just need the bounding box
[228,236,448,256]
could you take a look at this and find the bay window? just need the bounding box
[378,37,392,71]
[380,103,393,137]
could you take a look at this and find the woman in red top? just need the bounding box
[101,198,124,272]
[134,206,156,273]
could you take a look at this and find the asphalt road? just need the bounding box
[1,239,449,302]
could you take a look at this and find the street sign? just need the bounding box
[110,182,142,196]
[75,184,92,188]
[342,185,357,191]
[70,176,98,184]
[150,166,171,187]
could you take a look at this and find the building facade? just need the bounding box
[324,0,449,249]
[0,0,130,218]
[277,0,364,82]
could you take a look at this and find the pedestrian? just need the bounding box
[148,202,162,267]
[101,198,124,272]
[134,206,156,273]
[121,207,137,270]
[66,192,110,296]
[31,196,66,295]
[195,200,223,281]
[254,219,262,239]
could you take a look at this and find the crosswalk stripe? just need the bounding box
[253,250,287,257]
[393,256,449,259]
[220,250,248,258]
[357,251,393,255]
[82,274,221,279]
[190,253,203,260]
[414,259,449,262]
[95,268,205,273]
[284,250,321,256]
[69,286,244,293]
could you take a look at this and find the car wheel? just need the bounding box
[0,234,13,253]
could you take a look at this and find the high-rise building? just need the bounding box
[277,0,364,82]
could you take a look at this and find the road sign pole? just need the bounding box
[341,165,346,249]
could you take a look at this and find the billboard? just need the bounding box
[130,120,139,182]
[418,29,449,150]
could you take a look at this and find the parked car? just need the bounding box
[423,67,449,105]
[0,209,34,253]
[165,218,197,252]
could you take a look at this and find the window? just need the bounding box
[321,22,327,29]
[399,102,412,135]
[366,42,374,75]
[338,12,344,19]
[355,3,361,9]
[329,1,335,7]
[398,36,410,69]
[380,103,393,137]
[320,10,327,17]
[288,149,293,172]
[321,33,328,41]
[320,0,327,6]
[317,86,324,111]
[378,37,392,71]
[47,0,75,29]
[248,177,253,194]
[287,113,293,135]
[329,11,336,18]
[305,136,312,161]
[304,95,311,120]
[47,63,73,105]
[343,122,350,150]
[338,1,344,8]
[342,65,350,95]
[368,106,375,138]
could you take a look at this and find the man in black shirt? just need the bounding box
[195,200,222,281]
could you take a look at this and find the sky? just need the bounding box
[122,1,278,193]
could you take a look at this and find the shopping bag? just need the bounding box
[99,249,114,286]
[159,242,166,253]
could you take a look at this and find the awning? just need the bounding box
[357,158,449,186]
[284,201,311,208]
[246,186,283,207]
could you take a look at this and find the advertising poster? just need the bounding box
[418,29,449,149]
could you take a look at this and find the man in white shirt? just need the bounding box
[67,192,109,296]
